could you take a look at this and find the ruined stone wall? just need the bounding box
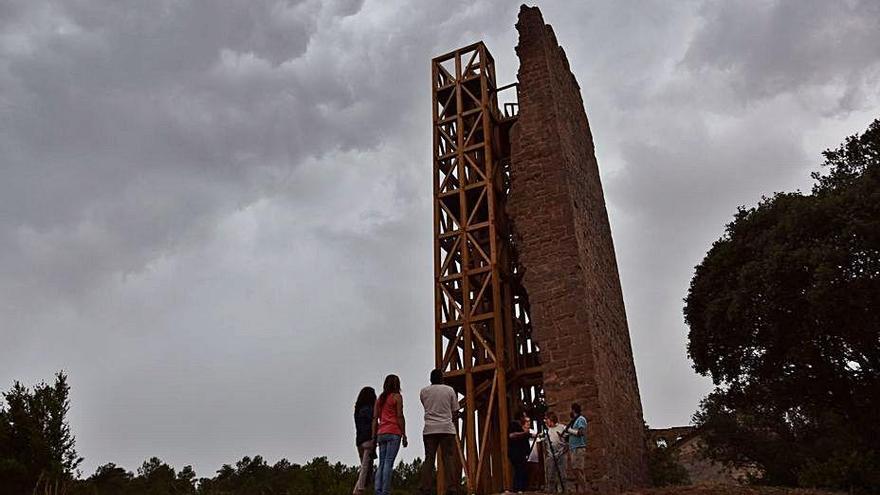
[648,426,698,449]
[507,6,649,491]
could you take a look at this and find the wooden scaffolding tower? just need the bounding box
[431,42,544,494]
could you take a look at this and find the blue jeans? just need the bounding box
[375,433,402,495]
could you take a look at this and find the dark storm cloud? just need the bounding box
[684,0,880,110]
[2,0,878,478]
[579,0,880,421]
[1,0,373,304]
[0,0,519,474]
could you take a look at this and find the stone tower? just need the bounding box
[430,5,648,493]
[507,5,649,491]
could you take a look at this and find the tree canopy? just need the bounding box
[0,372,82,494]
[684,119,880,492]
[71,454,422,495]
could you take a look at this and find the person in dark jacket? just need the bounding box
[507,410,532,492]
[353,386,377,495]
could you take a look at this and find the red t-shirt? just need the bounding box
[377,394,403,436]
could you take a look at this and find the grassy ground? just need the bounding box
[499,486,842,495]
[621,485,844,495]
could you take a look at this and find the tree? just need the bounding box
[129,457,196,494]
[684,119,880,492]
[71,458,197,495]
[193,454,421,495]
[648,445,691,487]
[644,424,690,487]
[0,372,83,494]
[391,457,423,493]
[82,463,134,494]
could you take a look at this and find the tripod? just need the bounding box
[529,419,566,494]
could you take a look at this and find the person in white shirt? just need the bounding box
[539,411,567,493]
[418,369,462,495]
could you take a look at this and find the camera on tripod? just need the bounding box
[526,398,549,422]
[522,397,568,493]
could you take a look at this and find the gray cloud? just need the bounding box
[684,0,880,112]
[2,0,878,478]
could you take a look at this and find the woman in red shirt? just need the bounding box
[371,374,407,495]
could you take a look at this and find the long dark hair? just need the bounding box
[378,374,401,410]
[355,386,376,412]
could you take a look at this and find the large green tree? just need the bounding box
[684,119,880,492]
[0,372,82,494]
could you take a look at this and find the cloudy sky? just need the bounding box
[2,0,879,478]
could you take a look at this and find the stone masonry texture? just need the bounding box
[507,5,649,492]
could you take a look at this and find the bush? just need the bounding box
[649,446,691,487]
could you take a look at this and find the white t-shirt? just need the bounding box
[543,424,567,457]
[420,384,459,435]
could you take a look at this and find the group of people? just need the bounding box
[351,369,588,495]
[352,370,461,495]
[507,403,589,493]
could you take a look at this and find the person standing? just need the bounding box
[526,433,541,491]
[539,411,567,493]
[565,402,588,493]
[352,386,377,495]
[418,369,461,495]
[507,410,531,493]
[372,374,407,495]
